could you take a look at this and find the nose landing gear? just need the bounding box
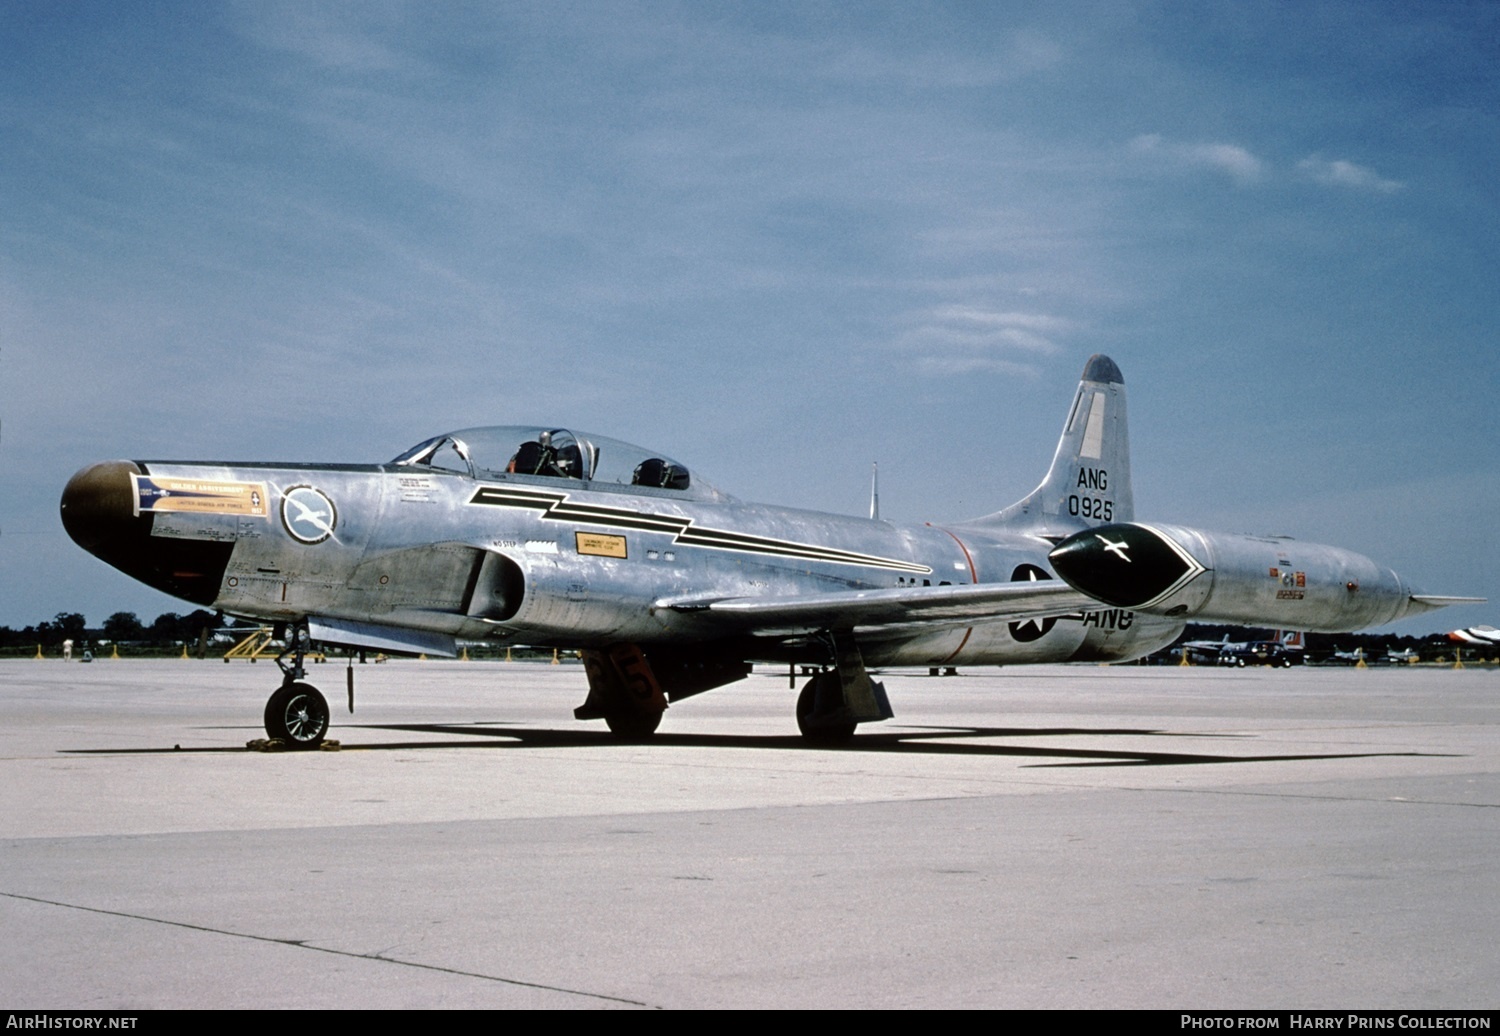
[264,620,329,749]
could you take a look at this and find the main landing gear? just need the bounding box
[264,621,330,750]
[575,645,667,741]
[796,673,856,744]
[795,631,893,745]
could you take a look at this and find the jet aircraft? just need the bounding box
[1446,625,1499,664]
[1447,625,1500,647]
[1177,630,1304,666]
[60,356,1479,748]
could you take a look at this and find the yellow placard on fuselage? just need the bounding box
[575,532,628,558]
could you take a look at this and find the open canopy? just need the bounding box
[391,426,727,501]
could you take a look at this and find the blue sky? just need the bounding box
[2,0,1495,632]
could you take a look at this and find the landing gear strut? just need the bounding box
[265,620,329,749]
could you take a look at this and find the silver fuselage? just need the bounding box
[143,459,1178,666]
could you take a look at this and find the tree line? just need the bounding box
[0,610,223,654]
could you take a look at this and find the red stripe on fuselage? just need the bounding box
[933,526,977,664]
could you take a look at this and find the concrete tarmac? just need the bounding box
[1,657,1496,1009]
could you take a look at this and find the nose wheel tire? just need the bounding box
[265,682,329,749]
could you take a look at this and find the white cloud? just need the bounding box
[1297,156,1404,194]
[232,1,421,75]
[927,307,1076,335]
[1129,134,1264,185]
[914,355,1042,377]
[891,305,1072,377]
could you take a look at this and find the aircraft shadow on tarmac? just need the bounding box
[65,722,1452,768]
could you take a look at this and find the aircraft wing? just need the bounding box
[656,579,1097,635]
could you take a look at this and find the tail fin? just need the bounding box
[976,354,1133,535]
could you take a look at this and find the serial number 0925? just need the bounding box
[1068,495,1113,521]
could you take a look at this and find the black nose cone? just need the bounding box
[61,461,233,606]
[61,460,143,553]
[1048,523,1203,609]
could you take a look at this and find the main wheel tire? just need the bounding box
[796,678,856,745]
[264,682,329,749]
[604,709,662,740]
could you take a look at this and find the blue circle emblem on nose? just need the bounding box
[281,486,337,544]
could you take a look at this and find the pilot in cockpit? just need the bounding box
[508,431,583,479]
[508,431,554,476]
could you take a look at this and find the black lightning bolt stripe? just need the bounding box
[467,485,932,574]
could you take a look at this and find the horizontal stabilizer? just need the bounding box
[1405,594,1487,616]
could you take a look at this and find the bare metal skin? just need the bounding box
[61,355,1478,747]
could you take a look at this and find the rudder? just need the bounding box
[979,354,1133,535]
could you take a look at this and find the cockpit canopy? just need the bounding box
[391,426,724,500]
